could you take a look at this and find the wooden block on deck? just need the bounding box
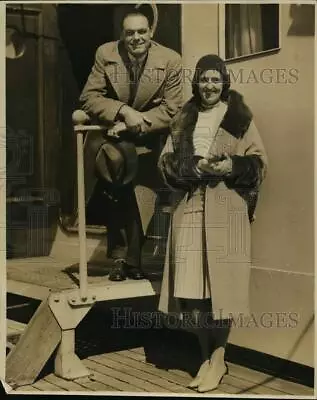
[6,299,61,388]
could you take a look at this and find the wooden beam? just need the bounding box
[6,299,61,388]
[7,320,27,334]
[7,279,50,301]
[7,320,27,349]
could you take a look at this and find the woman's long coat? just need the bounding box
[158,90,268,320]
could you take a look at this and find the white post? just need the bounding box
[73,110,105,302]
[76,131,88,301]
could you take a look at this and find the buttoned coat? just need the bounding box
[79,40,183,205]
[157,91,268,320]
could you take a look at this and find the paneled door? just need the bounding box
[6,4,60,257]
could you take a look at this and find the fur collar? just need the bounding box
[170,89,253,150]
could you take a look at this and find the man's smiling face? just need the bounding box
[122,14,152,59]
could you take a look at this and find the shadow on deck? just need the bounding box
[5,256,314,395]
[6,292,314,396]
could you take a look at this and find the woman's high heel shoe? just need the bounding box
[187,359,210,389]
[197,347,228,393]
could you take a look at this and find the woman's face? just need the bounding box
[198,69,223,107]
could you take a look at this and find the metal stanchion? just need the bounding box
[72,110,127,301]
[73,110,91,301]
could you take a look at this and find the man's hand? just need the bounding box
[107,122,127,138]
[118,105,152,133]
[197,153,233,177]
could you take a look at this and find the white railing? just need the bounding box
[72,110,105,301]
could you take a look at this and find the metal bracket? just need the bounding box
[67,292,96,307]
[48,291,95,330]
[48,290,95,380]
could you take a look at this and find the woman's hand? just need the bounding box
[197,153,233,176]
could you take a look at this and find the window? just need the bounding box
[219,4,280,61]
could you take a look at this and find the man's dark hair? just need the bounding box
[121,4,154,29]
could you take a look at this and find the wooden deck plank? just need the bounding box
[89,353,192,393]
[88,356,168,393]
[104,351,193,388]
[120,350,259,395]
[129,346,313,396]
[6,255,313,397]
[74,376,117,391]
[215,382,251,395]
[7,262,76,290]
[44,374,91,391]
[32,380,64,392]
[121,360,245,395]
[96,351,226,394]
[224,371,295,396]
[124,349,148,361]
[221,374,284,395]
[7,258,161,294]
[227,362,313,396]
[83,360,143,392]
[85,358,165,392]
[119,349,198,385]
[15,385,41,392]
[129,347,194,380]
[11,348,309,395]
[130,346,145,355]
[167,368,195,379]
[86,359,145,392]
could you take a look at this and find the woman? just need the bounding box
[157,54,268,392]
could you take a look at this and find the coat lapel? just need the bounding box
[103,42,130,104]
[132,42,167,110]
[171,90,253,154]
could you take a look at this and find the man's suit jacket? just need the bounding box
[80,40,183,132]
[79,40,183,207]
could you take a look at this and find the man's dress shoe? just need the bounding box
[124,265,146,280]
[108,260,127,282]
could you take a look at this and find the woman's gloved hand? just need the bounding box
[196,153,233,177]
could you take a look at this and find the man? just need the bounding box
[80,6,183,281]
